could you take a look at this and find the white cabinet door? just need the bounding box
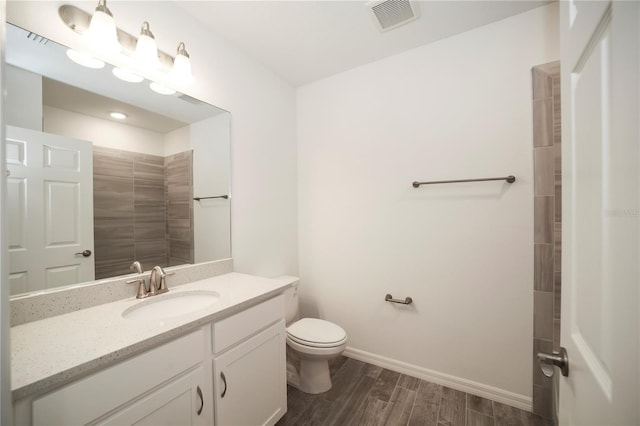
[98,366,213,426]
[213,321,286,426]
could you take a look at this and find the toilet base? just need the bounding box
[286,347,334,394]
[298,358,332,394]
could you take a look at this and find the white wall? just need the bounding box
[43,106,166,155]
[297,4,559,406]
[163,125,190,157]
[5,64,42,131]
[7,1,298,278]
[192,114,231,263]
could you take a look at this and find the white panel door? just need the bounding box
[559,1,639,424]
[6,125,94,293]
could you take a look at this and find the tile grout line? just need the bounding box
[465,392,468,426]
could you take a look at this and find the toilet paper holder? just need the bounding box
[385,294,413,305]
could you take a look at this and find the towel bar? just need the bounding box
[412,175,516,188]
[385,294,413,305]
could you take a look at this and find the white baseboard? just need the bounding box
[343,346,532,412]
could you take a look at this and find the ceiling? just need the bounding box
[178,0,552,87]
[42,78,188,134]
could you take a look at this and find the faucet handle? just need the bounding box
[126,278,148,299]
[148,267,160,296]
[153,266,174,294]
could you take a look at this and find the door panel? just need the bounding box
[45,181,81,246]
[559,1,639,424]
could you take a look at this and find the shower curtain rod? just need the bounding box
[412,175,516,188]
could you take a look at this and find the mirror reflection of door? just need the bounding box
[7,125,95,294]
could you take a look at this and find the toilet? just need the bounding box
[279,276,347,394]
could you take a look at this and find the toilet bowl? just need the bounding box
[276,276,348,394]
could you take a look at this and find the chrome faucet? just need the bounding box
[127,263,174,299]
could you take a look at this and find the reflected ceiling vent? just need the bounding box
[368,0,420,33]
[26,31,51,45]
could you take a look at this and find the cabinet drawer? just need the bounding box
[213,295,284,353]
[32,328,206,426]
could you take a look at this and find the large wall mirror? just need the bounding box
[6,22,231,297]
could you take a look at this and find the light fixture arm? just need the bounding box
[176,42,190,58]
[94,0,113,17]
[140,21,154,39]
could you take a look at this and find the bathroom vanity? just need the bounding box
[11,273,290,426]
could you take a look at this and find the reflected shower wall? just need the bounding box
[93,146,194,279]
[165,151,194,267]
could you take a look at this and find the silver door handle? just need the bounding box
[74,249,92,257]
[537,347,569,377]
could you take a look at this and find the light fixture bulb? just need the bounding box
[66,49,105,69]
[149,81,176,96]
[83,0,121,55]
[170,42,195,86]
[112,67,144,83]
[110,112,127,120]
[132,22,161,72]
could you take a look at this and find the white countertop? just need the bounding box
[11,272,291,400]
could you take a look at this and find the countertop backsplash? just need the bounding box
[10,258,233,326]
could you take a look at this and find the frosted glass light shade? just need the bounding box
[66,49,105,69]
[149,82,176,95]
[84,3,121,55]
[132,22,161,72]
[113,67,144,83]
[170,42,194,86]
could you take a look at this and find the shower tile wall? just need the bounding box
[165,151,194,266]
[93,147,193,279]
[532,61,561,421]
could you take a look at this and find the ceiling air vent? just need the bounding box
[368,0,420,33]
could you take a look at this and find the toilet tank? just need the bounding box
[273,276,300,324]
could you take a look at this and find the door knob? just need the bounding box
[537,346,569,377]
[74,249,92,257]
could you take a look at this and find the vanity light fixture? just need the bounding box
[110,112,127,120]
[83,0,121,54]
[66,48,105,69]
[59,4,195,91]
[170,42,194,86]
[132,22,161,72]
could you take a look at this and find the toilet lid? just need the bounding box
[287,318,347,346]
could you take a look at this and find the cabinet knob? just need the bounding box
[221,371,227,398]
[196,385,204,415]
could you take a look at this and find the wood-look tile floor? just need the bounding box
[276,356,551,426]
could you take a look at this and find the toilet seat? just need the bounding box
[287,318,347,348]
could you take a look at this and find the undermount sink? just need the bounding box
[122,290,220,321]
